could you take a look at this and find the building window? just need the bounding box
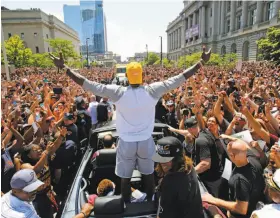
[227,19,230,33]
[267,1,275,20]
[34,33,37,37]
[210,8,212,17]
[227,2,231,12]
[46,34,48,39]
[21,33,24,39]
[250,9,257,25]
[210,27,212,36]
[237,15,241,29]
[8,33,12,38]
[237,1,242,7]
[36,46,39,53]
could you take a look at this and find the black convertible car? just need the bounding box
[60,122,209,218]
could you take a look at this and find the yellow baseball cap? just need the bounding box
[126,62,142,85]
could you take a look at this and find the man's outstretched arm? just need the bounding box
[49,53,125,102]
[146,48,211,99]
[65,68,86,86]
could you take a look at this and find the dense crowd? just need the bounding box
[1,59,280,218]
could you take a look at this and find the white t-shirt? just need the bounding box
[251,204,280,218]
[1,192,40,218]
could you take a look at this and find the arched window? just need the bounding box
[242,41,249,61]
[221,45,226,56]
[231,43,237,53]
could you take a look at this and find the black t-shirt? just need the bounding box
[97,102,109,122]
[165,111,178,129]
[63,123,78,144]
[228,156,265,218]
[1,147,16,193]
[155,98,168,123]
[159,168,204,218]
[194,130,224,182]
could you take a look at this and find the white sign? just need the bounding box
[236,60,242,71]
[232,130,253,144]
[222,158,232,181]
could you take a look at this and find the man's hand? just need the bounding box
[202,193,217,205]
[201,46,212,63]
[49,52,65,69]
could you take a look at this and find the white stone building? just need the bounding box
[2,7,80,54]
[166,1,280,61]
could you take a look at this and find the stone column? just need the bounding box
[187,16,192,42]
[230,1,236,32]
[201,7,206,38]
[242,1,248,28]
[220,1,225,34]
[192,12,196,40]
[256,1,264,24]
[176,29,179,49]
[199,7,202,38]
[276,1,280,18]
[212,1,219,36]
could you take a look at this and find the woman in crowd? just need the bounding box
[153,136,204,218]
[20,127,67,218]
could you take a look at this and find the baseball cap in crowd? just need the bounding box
[126,62,142,85]
[51,95,59,100]
[64,113,74,120]
[10,169,44,192]
[235,113,247,123]
[184,116,198,128]
[166,100,175,106]
[152,136,183,163]
[266,169,280,192]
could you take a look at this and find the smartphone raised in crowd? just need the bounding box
[53,87,63,95]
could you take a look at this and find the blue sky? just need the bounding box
[2,0,184,60]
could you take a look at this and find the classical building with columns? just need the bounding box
[166,1,280,62]
[1,7,80,54]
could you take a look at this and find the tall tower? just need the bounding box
[63,5,82,41]
[104,14,108,52]
[80,0,106,55]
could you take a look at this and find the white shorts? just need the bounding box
[115,136,155,178]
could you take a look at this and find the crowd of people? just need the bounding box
[1,50,280,218]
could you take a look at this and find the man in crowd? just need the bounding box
[164,100,179,129]
[88,95,99,129]
[97,97,112,126]
[202,139,265,218]
[183,116,224,198]
[1,169,44,217]
[49,48,211,202]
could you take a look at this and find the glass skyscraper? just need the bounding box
[80,0,106,55]
[63,5,82,42]
[63,0,107,56]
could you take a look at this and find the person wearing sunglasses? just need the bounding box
[1,169,44,218]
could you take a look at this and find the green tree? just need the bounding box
[30,53,54,68]
[145,52,160,65]
[4,35,33,67]
[46,38,80,63]
[257,27,280,65]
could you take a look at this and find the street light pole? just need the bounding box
[86,38,90,67]
[146,44,148,62]
[1,22,10,81]
[159,36,163,67]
